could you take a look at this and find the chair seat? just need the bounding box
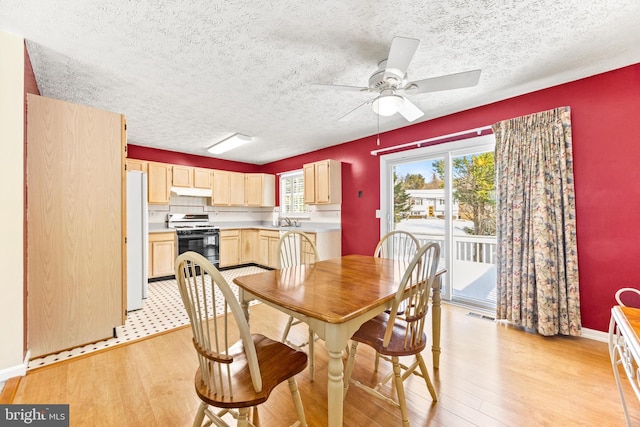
[351,313,427,357]
[195,333,308,409]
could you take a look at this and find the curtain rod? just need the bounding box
[370,125,493,156]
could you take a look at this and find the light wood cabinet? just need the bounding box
[220,229,241,267]
[245,173,275,207]
[173,165,212,190]
[221,228,340,269]
[27,94,125,357]
[212,170,230,205]
[304,159,341,204]
[172,165,193,187]
[212,171,275,207]
[193,167,212,189]
[211,170,244,206]
[148,232,176,278]
[241,229,260,264]
[229,172,245,206]
[127,162,272,206]
[126,158,147,172]
[148,162,172,204]
[259,230,281,268]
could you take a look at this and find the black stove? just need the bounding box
[168,214,220,267]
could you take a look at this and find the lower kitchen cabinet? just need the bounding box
[220,228,341,269]
[148,232,176,278]
[259,230,281,268]
[220,229,241,268]
[241,229,260,264]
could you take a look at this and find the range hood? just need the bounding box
[170,186,212,197]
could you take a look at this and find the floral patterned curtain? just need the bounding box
[492,106,581,336]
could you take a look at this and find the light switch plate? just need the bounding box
[375,209,381,218]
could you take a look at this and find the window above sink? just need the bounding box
[280,170,307,217]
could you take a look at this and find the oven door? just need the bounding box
[177,231,220,268]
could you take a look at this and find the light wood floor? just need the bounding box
[7,303,639,426]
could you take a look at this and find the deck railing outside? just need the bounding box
[411,232,496,264]
[411,231,497,305]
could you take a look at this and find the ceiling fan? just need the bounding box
[313,36,481,122]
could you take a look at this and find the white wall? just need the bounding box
[0,31,27,380]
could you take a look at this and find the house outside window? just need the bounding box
[280,170,306,216]
[406,189,459,218]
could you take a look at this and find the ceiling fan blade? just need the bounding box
[403,69,481,94]
[311,84,369,92]
[384,36,420,81]
[338,100,371,122]
[398,97,424,122]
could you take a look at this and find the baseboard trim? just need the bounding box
[0,351,30,382]
[444,302,609,342]
[581,327,608,343]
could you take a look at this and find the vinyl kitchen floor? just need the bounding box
[27,265,268,370]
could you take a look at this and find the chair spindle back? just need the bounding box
[374,230,420,263]
[175,251,262,396]
[384,242,440,350]
[277,230,319,268]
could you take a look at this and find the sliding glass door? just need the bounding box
[380,134,496,309]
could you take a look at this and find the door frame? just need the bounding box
[379,133,495,301]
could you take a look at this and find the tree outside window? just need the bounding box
[434,153,496,236]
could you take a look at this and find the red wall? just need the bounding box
[127,145,262,173]
[129,63,640,333]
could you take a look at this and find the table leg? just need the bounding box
[325,325,346,427]
[239,289,250,324]
[431,276,442,369]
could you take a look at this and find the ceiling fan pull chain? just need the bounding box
[376,107,381,146]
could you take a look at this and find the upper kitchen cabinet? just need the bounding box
[211,169,231,205]
[245,173,275,207]
[148,161,172,204]
[212,171,275,207]
[229,172,245,205]
[193,167,213,189]
[211,170,242,206]
[172,165,212,190]
[172,165,193,187]
[126,158,147,173]
[304,159,342,204]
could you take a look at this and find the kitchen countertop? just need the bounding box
[217,222,341,233]
[147,222,340,233]
[148,224,175,233]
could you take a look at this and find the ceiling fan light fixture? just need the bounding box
[371,94,404,116]
[207,133,252,154]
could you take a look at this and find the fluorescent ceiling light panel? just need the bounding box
[208,133,252,154]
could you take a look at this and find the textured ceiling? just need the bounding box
[2,1,640,164]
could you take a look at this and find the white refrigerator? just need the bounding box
[126,171,149,311]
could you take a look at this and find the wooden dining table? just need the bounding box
[233,254,446,427]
